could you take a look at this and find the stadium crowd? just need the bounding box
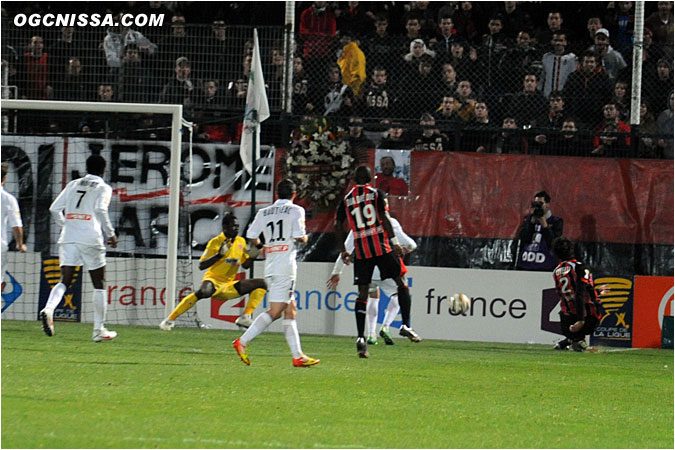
[1,1,673,158]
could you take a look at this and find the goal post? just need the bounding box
[1,99,183,320]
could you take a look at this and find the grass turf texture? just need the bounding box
[2,320,673,449]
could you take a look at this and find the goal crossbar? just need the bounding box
[2,99,184,318]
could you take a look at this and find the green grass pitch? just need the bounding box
[2,320,673,449]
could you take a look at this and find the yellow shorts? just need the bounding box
[203,276,241,301]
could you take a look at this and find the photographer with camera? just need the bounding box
[515,190,563,271]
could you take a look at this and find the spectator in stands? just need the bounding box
[49,27,82,84]
[645,1,674,57]
[410,113,450,151]
[119,43,155,103]
[434,95,461,125]
[645,58,674,113]
[378,121,410,149]
[79,83,115,133]
[407,56,437,116]
[489,116,528,154]
[103,16,157,70]
[199,79,226,112]
[588,28,626,82]
[481,15,508,54]
[603,1,635,60]
[225,76,248,112]
[364,14,396,74]
[447,39,480,84]
[199,20,233,84]
[337,31,367,97]
[375,155,409,195]
[515,190,563,271]
[398,14,424,57]
[657,91,674,159]
[532,90,567,152]
[499,30,538,94]
[611,80,630,122]
[508,72,549,129]
[299,1,337,85]
[437,63,459,100]
[225,54,252,111]
[362,66,397,120]
[535,10,565,52]
[335,1,372,40]
[429,14,457,60]
[637,101,661,159]
[578,15,604,54]
[54,57,86,102]
[592,103,631,157]
[498,1,534,40]
[137,1,172,42]
[454,79,477,122]
[19,35,52,100]
[537,118,589,157]
[478,15,508,86]
[159,13,192,71]
[563,50,612,128]
[160,57,201,120]
[635,27,665,77]
[545,91,567,129]
[451,1,481,44]
[346,116,374,165]
[406,2,437,39]
[539,31,577,98]
[292,56,312,115]
[313,63,353,118]
[462,101,492,152]
[403,39,436,67]
[266,46,286,110]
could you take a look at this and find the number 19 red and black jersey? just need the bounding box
[553,259,603,321]
[336,184,391,259]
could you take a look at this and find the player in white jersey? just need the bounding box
[40,155,119,342]
[1,162,27,290]
[327,209,417,345]
[232,179,319,367]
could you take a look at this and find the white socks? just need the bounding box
[283,319,303,358]
[93,289,106,330]
[367,298,379,338]
[45,283,67,311]
[240,312,273,346]
[382,294,400,329]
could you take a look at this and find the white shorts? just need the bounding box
[265,275,295,304]
[370,278,398,297]
[58,243,106,270]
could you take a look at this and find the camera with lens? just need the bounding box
[531,200,545,218]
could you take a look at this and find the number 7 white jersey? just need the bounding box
[246,199,306,278]
[49,174,115,247]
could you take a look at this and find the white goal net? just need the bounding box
[1,100,275,329]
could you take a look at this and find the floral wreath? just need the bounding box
[286,117,354,207]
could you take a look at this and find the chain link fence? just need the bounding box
[1,2,673,158]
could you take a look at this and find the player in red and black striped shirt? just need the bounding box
[552,237,608,352]
[335,165,421,358]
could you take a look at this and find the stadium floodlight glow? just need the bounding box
[1,99,183,319]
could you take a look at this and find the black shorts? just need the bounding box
[353,252,402,286]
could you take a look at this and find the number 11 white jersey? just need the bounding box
[246,199,306,278]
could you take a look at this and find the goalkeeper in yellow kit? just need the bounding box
[159,213,266,330]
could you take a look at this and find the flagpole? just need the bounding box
[249,109,257,279]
